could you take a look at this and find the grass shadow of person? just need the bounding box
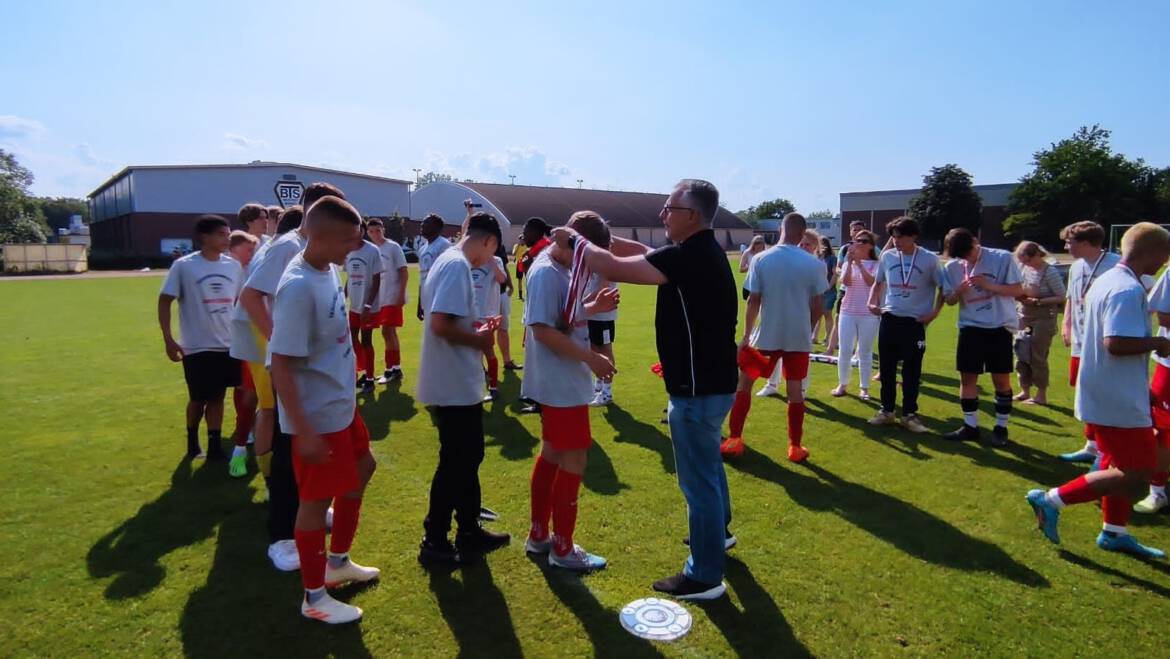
[698,556,812,657]
[922,429,1086,486]
[804,397,932,462]
[1058,549,1170,597]
[179,500,373,658]
[524,554,664,658]
[583,440,630,496]
[727,448,1049,587]
[428,561,523,659]
[87,459,254,600]
[361,378,419,442]
[484,400,539,462]
[918,384,1056,426]
[603,404,677,475]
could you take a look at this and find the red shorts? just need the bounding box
[1084,424,1156,471]
[292,410,371,501]
[348,310,381,330]
[540,405,592,450]
[239,360,255,391]
[1149,363,1170,447]
[379,305,404,328]
[1069,356,1081,387]
[758,350,810,380]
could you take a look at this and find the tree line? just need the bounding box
[0,149,89,244]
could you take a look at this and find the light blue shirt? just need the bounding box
[944,247,1022,330]
[520,252,593,406]
[1068,251,1121,357]
[745,245,828,352]
[874,247,950,319]
[416,248,485,407]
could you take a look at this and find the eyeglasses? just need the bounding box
[662,206,694,214]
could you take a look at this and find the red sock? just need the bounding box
[487,357,499,388]
[294,527,327,590]
[1102,494,1132,527]
[386,349,400,368]
[1056,475,1099,505]
[329,496,363,555]
[231,388,255,447]
[787,401,806,447]
[551,470,583,556]
[1153,471,1169,488]
[728,390,752,438]
[530,456,559,541]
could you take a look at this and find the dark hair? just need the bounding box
[307,196,361,226]
[817,236,833,259]
[886,216,920,238]
[366,218,384,228]
[678,179,719,224]
[524,217,551,235]
[302,181,345,212]
[422,213,444,228]
[849,220,865,229]
[1059,221,1106,247]
[276,206,304,234]
[237,203,267,228]
[943,227,977,259]
[267,205,283,219]
[568,210,612,249]
[466,212,502,246]
[194,214,229,236]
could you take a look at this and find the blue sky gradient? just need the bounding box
[2,0,1167,212]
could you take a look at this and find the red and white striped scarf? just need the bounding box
[562,239,592,330]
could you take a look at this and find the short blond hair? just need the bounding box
[229,230,259,249]
[1120,222,1170,260]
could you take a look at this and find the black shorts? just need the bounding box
[956,326,1014,374]
[182,350,242,401]
[588,320,616,346]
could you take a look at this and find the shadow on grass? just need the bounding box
[917,384,1057,427]
[727,448,1049,587]
[525,554,664,658]
[700,557,811,657]
[804,397,931,461]
[583,440,631,495]
[1058,549,1170,598]
[361,378,418,442]
[179,501,373,658]
[87,459,253,600]
[604,404,676,475]
[429,561,523,659]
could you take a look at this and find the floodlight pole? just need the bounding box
[509,175,516,185]
[412,168,422,185]
[577,179,583,189]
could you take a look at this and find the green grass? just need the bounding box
[1,263,1168,658]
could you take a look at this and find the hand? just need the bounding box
[868,303,882,316]
[955,279,972,296]
[164,338,184,362]
[473,320,498,351]
[1156,337,1170,358]
[1061,324,1071,347]
[416,302,424,322]
[1025,297,1040,307]
[593,287,620,313]
[360,307,372,324]
[297,432,330,465]
[585,351,616,380]
[969,275,989,290]
[550,227,579,249]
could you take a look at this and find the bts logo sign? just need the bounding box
[274,181,305,208]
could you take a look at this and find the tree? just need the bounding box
[907,164,983,242]
[0,212,48,244]
[734,198,796,226]
[34,197,89,232]
[0,149,49,244]
[413,171,453,188]
[806,209,835,220]
[1005,125,1158,243]
[385,211,405,243]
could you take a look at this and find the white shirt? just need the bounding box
[585,273,618,322]
[944,247,1022,330]
[472,256,504,321]
[267,254,355,435]
[874,247,951,319]
[159,251,243,354]
[416,248,485,406]
[1148,269,1170,369]
[375,239,408,307]
[744,245,828,352]
[520,252,593,406]
[1075,265,1152,428]
[230,230,306,362]
[418,236,452,287]
[345,240,383,311]
[1068,251,1121,357]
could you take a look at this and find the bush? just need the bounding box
[88,250,175,271]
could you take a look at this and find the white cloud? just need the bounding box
[73,142,111,167]
[422,146,577,187]
[0,115,46,141]
[222,132,269,151]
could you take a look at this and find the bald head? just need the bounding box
[780,212,807,245]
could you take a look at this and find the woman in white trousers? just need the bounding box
[831,231,880,400]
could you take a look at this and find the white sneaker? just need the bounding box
[900,414,928,434]
[268,539,300,572]
[588,392,612,407]
[325,557,381,587]
[868,410,897,426]
[326,507,334,533]
[755,385,779,398]
[301,592,363,624]
[1134,491,1168,514]
[525,535,552,554]
[548,543,607,571]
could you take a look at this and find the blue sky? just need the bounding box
[2,0,1167,213]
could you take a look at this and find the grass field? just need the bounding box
[1,263,1168,658]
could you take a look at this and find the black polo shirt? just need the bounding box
[646,229,739,398]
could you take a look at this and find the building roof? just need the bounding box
[840,183,1017,212]
[87,161,411,198]
[457,182,750,230]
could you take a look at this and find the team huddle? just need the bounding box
[157,176,1170,626]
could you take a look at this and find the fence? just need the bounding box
[2,243,88,274]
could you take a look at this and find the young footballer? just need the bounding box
[1059,221,1121,463]
[345,227,383,394]
[238,203,270,247]
[471,251,508,400]
[722,213,827,462]
[523,211,618,571]
[270,195,381,624]
[158,215,244,461]
[495,242,521,371]
[1135,268,1170,514]
[941,228,1024,448]
[1026,222,1170,559]
[366,219,409,384]
[228,230,260,474]
[513,238,529,301]
[415,213,452,321]
[586,269,619,407]
[416,213,511,565]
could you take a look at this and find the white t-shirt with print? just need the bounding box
[416,247,485,407]
[1075,265,1152,428]
[472,256,504,321]
[874,247,951,319]
[160,251,243,354]
[1147,269,1170,369]
[943,247,1022,330]
[1068,251,1121,357]
[744,245,828,352]
[585,273,618,323]
[520,252,593,407]
[418,235,452,287]
[375,239,408,307]
[230,230,306,362]
[345,240,383,312]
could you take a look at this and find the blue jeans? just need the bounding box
[668,393,735,585]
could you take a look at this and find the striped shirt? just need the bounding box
[839,259,879,315]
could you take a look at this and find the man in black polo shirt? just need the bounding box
[550,178,738,601]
